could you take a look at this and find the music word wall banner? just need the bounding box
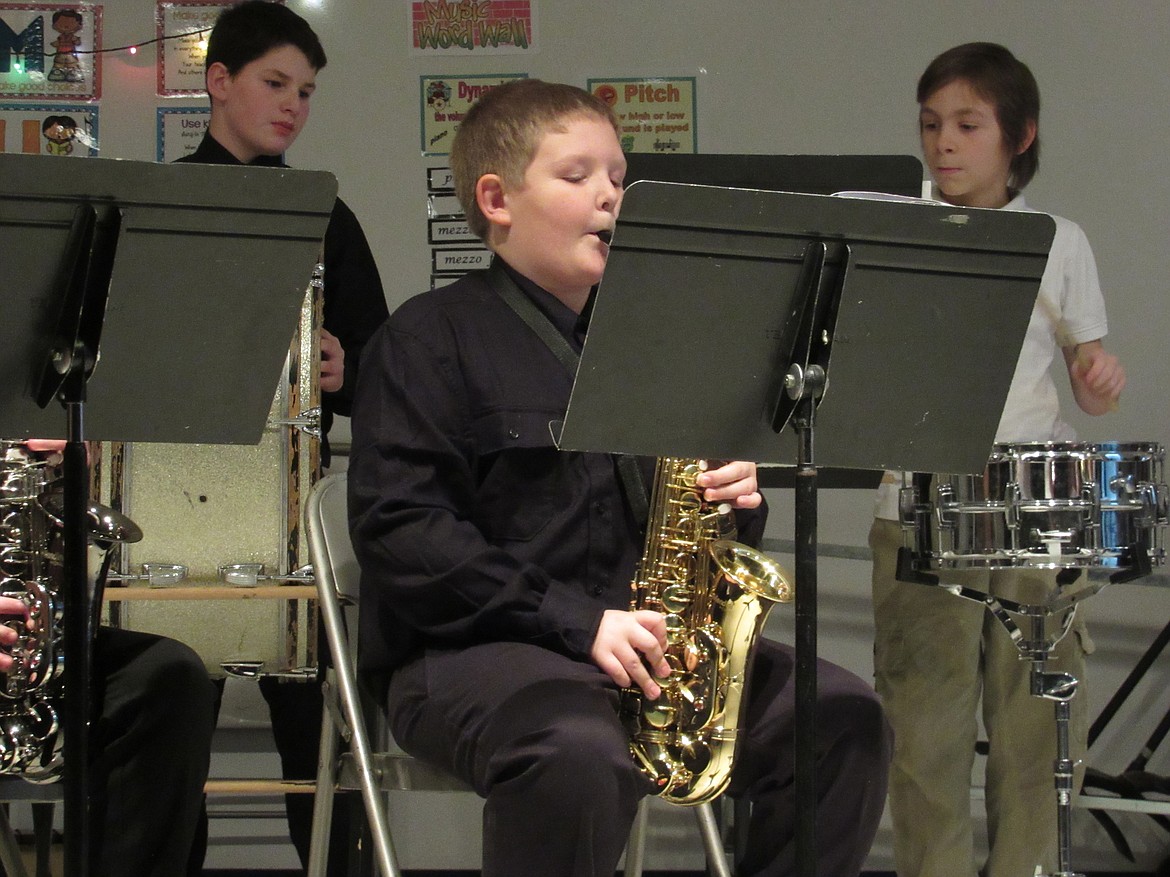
[408,0,537,56]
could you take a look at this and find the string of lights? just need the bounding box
[15,27,211,61]
[87,26,213,56]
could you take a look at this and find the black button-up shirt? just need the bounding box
[349,260,765,689]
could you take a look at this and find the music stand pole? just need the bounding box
[34,202,119,877]
[788,367,825,877]
[61,385,93,875]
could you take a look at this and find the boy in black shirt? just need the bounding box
[349,78,892,877]
[176,3,387,870]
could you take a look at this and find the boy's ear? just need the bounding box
[475,174,512,230]
[205,61,232,103]
[1017,119,1038,155]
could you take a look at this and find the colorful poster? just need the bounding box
[156,1,226,96]
[156,105,207,161]
[420,72,524,156]
[0,3,102,100]
[0,101,97,154]
[409,0,536,56]
[588,77,697,154]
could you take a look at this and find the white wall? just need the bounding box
[93,2,1169,459]
[65,1,1170,870]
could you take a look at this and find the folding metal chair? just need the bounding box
[0,780,62,877]
[304,471,731,877]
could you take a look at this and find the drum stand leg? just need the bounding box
[1024,603,1085,877]
[1032,663,1082,877]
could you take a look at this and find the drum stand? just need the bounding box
[920,572,1105,877]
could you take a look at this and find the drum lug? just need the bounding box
[897,486,924,527]
[1005,483,1021,529]
[934,484,957,528]
[107,562,188,586]
[218,563,314,586]
[267,406,322,439]
[282,564,315,584]
[1137,482,1166,527]
[1083,483,1100,528]
[220,563,266,585]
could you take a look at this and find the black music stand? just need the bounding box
[558,180,1055,875]
[622,153,925,491]
[0,152,336,876]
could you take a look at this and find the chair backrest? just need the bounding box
[306,471,360,605]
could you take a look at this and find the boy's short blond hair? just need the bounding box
[451,79,620,242]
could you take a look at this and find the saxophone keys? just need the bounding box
[643,694,676,731]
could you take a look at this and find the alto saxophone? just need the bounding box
[622,458,793,805]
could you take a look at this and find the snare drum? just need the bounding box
[1093,442,1168,566]
[902,441,1167,571]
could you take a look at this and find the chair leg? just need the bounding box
[317,586,401,876]
[0,804,31,877]
[30,804,52,877]
[623,796,650,877]
[732,797,750,871]
[307,672,341,877]
[694,802,732,877]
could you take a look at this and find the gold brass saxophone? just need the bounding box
[622,457,794,805]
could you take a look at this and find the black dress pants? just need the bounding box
[90,626,217,877]
[386,639,892,877]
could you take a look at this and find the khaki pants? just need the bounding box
[869,518,1091,877]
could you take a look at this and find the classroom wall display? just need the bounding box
[0,100,97,154]
[426,164,488,287]
[0,3,102,100]
[156,0,226,96]
[419,72,524,156]
[588,76,696,154]
[156,104,207,160]
[409,0,536,56]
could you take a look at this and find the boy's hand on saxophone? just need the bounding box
[591,609,671,699]
[696,460,762,509]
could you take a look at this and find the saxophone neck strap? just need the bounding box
[487,263,650,526]
[487,262,580,374]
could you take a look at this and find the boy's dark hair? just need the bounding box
[205,0,326,76]
[451,78,621,242]
[42,114,77,134]
[917,42,1040,190]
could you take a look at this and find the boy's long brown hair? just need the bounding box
[451,79,620,242]
[917,42,1040,191]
